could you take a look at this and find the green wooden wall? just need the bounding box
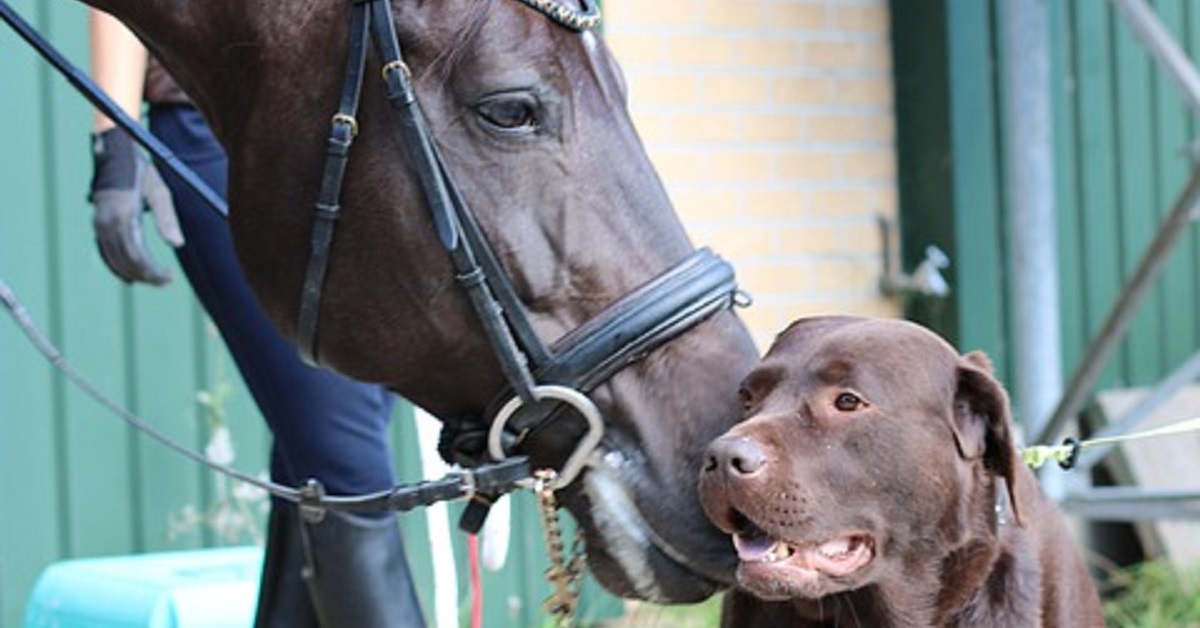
[0,2,618,625]
[892,0,1200,417]
[1053,0,1200,392]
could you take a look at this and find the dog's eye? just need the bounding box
[834,392,865,412]
[738,386,755,412]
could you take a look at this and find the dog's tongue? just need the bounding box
[733,533,777,561]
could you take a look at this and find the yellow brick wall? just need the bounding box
[603,0,901,349]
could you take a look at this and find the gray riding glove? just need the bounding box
[88,127,184,286]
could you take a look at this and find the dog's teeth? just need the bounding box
[818,537,851,558]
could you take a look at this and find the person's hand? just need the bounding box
[88,127,184,285]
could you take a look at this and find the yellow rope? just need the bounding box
[1023,416,1200,469]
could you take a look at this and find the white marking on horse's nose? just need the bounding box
[583,463,662,599]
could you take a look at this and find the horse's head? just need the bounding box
[91,0,760,602]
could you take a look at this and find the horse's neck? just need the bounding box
[84,0,207,55]
[82,0,284,142]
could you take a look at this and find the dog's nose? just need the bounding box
[705,435,766,476]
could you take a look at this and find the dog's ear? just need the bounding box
[952,351,1023,526]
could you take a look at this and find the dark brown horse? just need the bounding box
[80,0,760,602]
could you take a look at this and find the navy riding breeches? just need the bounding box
[149,104,398,500]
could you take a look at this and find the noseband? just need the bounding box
[297,0,742,486]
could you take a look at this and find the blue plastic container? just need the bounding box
[23,546,262,628]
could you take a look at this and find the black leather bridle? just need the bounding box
[0,0,742,523]
[297,0,744,488]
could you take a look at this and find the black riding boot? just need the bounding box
[254,503,426,628]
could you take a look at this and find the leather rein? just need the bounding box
[297,0,744,498]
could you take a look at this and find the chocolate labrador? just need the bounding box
[699,316,1103,627]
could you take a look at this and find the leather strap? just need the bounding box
[539,248,737,390]
[367,0,541,402]
[297,1,372,365]
[478,249,739,460]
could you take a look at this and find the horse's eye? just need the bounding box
[476,94,540,132]
[834,392,865,412]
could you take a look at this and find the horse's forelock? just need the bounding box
[422,0,498,82]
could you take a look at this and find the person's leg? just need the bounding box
[149,104,425,628]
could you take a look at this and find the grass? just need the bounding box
[1102,560,1200,627]
[597,597,722,627]
[591,559,1200,627]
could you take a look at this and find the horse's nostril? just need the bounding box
[710,436,765,476]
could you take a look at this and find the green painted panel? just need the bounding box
[1113,1,1165,385]
[1051,0,1086,386]
[42,0,141,560]
[1189,0,1200,349]
[1070,2,1126,391]
[1,2,66,626]
[946,0,1009,373]
[1155,0,1200,372]
[890,0,959,343]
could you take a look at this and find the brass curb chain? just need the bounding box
[534,469,586,627]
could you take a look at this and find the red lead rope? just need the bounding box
[468,534,483,628]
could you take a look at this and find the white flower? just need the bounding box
[211,506,244,540]
[204,425,236,466]
[233,476,268,503]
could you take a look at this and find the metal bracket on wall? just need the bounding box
[878,215,950,299]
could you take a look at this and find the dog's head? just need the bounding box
[698,316,1022,601]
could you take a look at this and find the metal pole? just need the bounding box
[1112,0,1200,118]
[1000,0,1062,449]
[1063,487,1200,521]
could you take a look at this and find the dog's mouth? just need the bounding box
[731,522,875,600]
